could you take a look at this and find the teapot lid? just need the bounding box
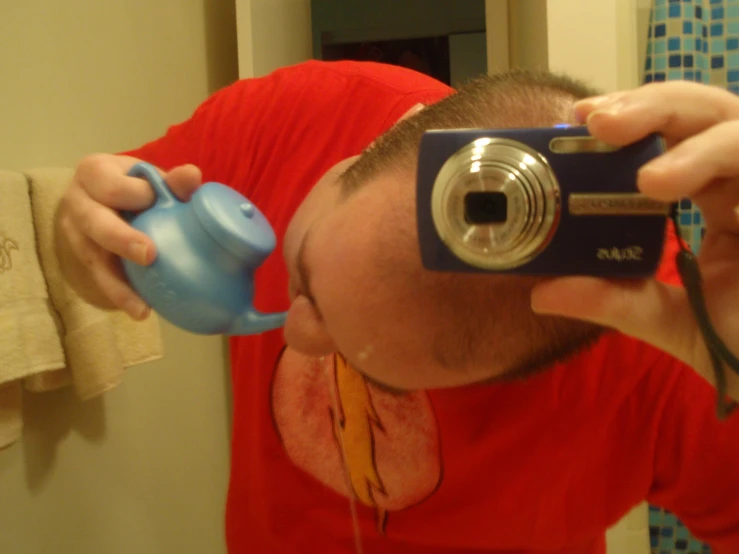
[192,183,276,262]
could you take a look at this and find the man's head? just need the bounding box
[282,69,606,391]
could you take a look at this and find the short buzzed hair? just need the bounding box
[341,68,603,191]
[344,69,607,379]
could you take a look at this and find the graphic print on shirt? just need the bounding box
[271,347,443,534]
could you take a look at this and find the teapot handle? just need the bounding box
[121,162,179,221]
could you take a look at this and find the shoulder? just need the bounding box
[293,59,455,95]
[209,60,454,109]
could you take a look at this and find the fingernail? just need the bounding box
[130,242,149,265]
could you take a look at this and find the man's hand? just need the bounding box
[55,153,202,319]
[531,81,739,401]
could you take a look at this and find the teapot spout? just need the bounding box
[227,308,287,336]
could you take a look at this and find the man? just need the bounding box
[55,60,739,553]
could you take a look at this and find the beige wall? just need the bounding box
[547,0,642,92]
[236,0,313,79]
[508,0,549,71]
[485,0,511,74]
[0,1,238,171]
[503,0,650,91]
[0,1,238,553]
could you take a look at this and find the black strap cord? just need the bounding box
[670,203,739,419]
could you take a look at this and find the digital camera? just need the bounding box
[416,125,670,277]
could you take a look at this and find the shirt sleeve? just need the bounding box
[647,361,739,553]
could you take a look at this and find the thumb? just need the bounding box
[164,164,203,202]
[531,276,699,367]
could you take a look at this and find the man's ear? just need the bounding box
[365,103,426,152]
[395,103,426,126]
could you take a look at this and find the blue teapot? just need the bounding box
[120,162,287,336]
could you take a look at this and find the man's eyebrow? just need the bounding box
[337,159,366,200]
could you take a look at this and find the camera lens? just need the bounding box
[430,137,561,270]
[464,191,507,224]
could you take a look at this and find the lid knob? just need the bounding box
[240,202,256,218]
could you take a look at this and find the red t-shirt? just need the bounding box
[123,60,739,554]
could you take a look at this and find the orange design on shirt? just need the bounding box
[271,347,442,535]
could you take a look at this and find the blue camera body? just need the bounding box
[416,125,670,278]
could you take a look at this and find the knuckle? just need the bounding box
[57,206,86,242]
[58,187,82,218]
[79,249,98,269]
[75,155,102,185]
[97,182,125,207]
[76,154,123,206]
[78,213,95,239]
[58,212,76,237]
[79,153,110,173]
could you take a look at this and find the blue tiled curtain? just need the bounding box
[643,2,736,552]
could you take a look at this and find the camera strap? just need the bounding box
[670,203,739,419]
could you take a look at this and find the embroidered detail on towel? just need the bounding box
[0,236,18,273]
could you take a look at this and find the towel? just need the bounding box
[0,170,66,448]
[25,168,165,400]
[0,167,165,450]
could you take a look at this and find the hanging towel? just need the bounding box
[0,170,66,448]
[25,168,165,401]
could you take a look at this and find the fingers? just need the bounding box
[60,154,204,320]
[90,254,151,320]
[76,154,159,211]
[165,163,203,202]
[573,83,739,234]
[62,187,155,265]
[76,155,203,208]
[530,276,701,369]
[62,221,150,319]
[637,120,739,198]
[574,80,739,147]
[635,120,739,220]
